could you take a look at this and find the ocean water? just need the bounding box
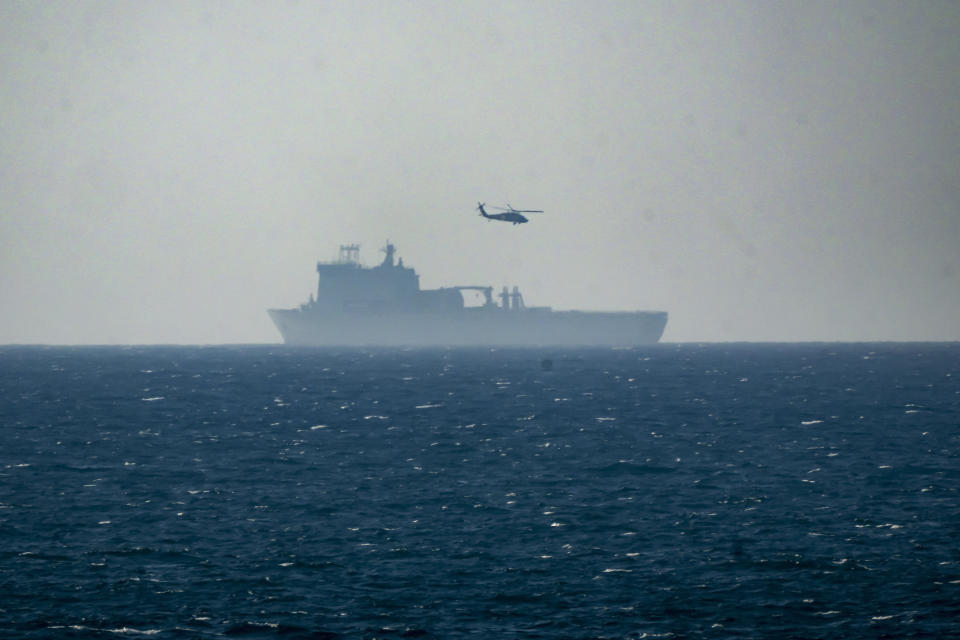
[1,343,958,639]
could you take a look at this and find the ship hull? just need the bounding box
[268,308,667,347]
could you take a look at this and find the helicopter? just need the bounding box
[476,202,544,225]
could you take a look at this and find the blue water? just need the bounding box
[1,344,958,638]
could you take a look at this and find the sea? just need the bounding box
[1,343,958,639]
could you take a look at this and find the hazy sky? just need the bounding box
[2,0,958,343]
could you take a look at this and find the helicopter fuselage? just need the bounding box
[482,211,528,224]
[477,203,528,224]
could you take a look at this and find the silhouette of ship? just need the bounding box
[268,243,667,346]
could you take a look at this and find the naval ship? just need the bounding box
[268,243,667,346]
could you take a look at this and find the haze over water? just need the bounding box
[2,5,959,636]
[2,1,959,344]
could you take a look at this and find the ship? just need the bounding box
[268,243,667,346]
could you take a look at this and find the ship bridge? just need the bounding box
[314,243,420,309]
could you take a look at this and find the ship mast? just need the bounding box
[380,242,396,268]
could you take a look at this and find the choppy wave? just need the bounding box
[1,343,958,638]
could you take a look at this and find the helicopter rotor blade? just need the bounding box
[504,203,543,213]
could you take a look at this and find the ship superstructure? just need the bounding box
[268,243,667,346]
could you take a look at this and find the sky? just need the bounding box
[1,0,958,343]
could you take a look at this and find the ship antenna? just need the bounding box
[338,244,360,265]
